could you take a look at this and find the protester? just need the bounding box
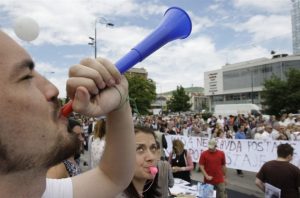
[47,118,83,178]
[199,138,227,198]
[117,126,160,198]
[169,139,194,183]
[255,143,300,198]
[235,125,246,177]
[0,30,135,197]
[154,130,168,160]
[88,118,106,169]
[155,141,174,198]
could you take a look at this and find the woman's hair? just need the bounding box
[172,139,185,154]
[123,125,161,198]
[93,119,106,139]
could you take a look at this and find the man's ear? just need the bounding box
[287,154,293,161]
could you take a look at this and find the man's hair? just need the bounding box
[277,143,294,158]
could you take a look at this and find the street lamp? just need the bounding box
[88,17,114,58]
[247,68,254,104]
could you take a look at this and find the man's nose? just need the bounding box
[34,72,59,101]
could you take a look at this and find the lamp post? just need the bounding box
[88,17,114,59]
[251,70,254,104]
[247,68,254,104]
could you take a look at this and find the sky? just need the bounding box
[0,0,293,97]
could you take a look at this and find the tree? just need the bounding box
[167,86,191,112]
[126,74,156,115]
[261,68,300,115]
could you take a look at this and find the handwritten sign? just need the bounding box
[165,135,300,172]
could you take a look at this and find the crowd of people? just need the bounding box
[134,112,300,141]
[1,28,298,197]
[62,110,300,198]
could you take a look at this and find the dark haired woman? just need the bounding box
[117,126,161,198]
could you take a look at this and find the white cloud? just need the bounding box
[223,46,270,64]
[189,13,214,34]
[135,36,225,92]
[230,15,291,43]
[233,0,291,13]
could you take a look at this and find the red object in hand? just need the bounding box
[61,101,73,117]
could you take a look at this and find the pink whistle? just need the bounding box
[149,166,158,176]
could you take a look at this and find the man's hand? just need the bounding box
[66,57,128,116]
[205,175,213,181]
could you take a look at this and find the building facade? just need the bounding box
[291,0,300,54]
[204,54,300,112]
[126,67,148,78]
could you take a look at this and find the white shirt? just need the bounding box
[271,129,280,140]
[261,131,272,140]
[89,136,106,169]
[291,131,300,141]
[42,178,72,198]
[254,132,263,140]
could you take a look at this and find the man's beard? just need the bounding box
[44,132,80,168]
[0,132,80,174]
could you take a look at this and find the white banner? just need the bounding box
[165,135,300,172]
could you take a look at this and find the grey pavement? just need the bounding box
[79,150,264,198]
[191,165,264,198]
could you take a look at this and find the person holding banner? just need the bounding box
[235,124,246,177]
[169,139,194,183]
[199,138,227,198]
[255,143,300,198]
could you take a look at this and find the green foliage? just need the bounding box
[167,85,191,112]
[262,68,300,115]
[125,74,156,115]
[201,111,213,121]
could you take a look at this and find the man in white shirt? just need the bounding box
[271,122,280,140]
[0,30,135,198]
[261,124,272,140]
[254,126,264,140]
[284,113,295,126]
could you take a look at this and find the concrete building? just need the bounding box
[291,0,300,54]
[126,67,148,78]
[204,54,300,112]
[188,92,209,112]
[153,87,208,113]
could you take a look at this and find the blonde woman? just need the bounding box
[88,119,106,169]
[169,139,194,182]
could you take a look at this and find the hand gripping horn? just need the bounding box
[61,7,192,117]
